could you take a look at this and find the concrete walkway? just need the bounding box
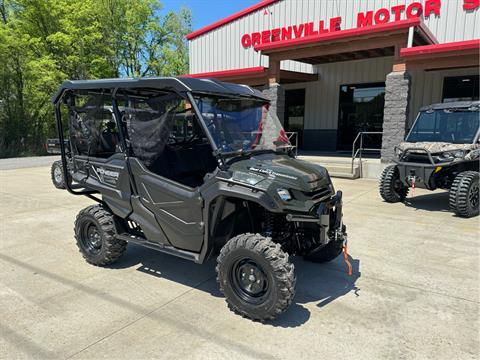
[0,165,478,359]
[0,155,59,170]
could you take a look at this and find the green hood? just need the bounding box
[226,153,333,206]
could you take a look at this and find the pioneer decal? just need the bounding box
[248,167,298,180]
[92,166,120,185]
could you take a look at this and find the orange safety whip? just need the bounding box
[343,243,352,276]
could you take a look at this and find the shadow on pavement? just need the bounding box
[270,255,361,328]
[112,244,361,328]
[404,191,451,213]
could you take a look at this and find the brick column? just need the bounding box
[262,83,285,125]
[381,70,411,163]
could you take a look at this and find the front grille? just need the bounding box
[303,186,332,201]
[402,153,434,164]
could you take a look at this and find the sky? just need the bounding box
[160,0,260,31]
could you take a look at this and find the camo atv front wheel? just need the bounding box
[216,233,296,321]
[449,171,479,218]
[379,165,409,203]
[74,205,127,266]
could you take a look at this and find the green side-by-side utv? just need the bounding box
[52,77,349,321]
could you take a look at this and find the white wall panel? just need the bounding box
[281,56,394,130]
[189,0,478,74]
[188,0,478,132]
[281,58,478,132]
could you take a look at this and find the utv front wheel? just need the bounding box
[216,233,296,321]
[51,160,69,189]
[74,205,127,266]
[379,165,409,203]
[449,171,479,218]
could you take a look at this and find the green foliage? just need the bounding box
[0,0,191,157]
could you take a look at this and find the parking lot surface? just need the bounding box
[1,162,478,359]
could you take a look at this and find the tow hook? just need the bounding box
[343,237,352,276]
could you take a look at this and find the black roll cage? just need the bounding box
[54,87,264,201]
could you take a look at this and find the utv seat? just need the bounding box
[148,142,217,188]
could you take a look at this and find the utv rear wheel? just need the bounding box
[216,233,296,321]
[449,171,479,218]
[379,165,409,203]
[51,160,68,189]
[51,160,72,189]
[74,205,127,266]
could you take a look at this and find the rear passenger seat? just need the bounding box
[148,142,217,188]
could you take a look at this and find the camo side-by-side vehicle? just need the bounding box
[380,101,480,218]
[53,77,348,321]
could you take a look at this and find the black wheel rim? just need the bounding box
[469,182,479,209]
[393,178,405,193]
[80,220,102,255]
[231,258,269,305]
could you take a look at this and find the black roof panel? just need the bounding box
[420,101,480,111]
[52,77,268,103]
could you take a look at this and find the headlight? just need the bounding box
[277,188,292,201]
[465,149,480,160]
[451,150,465,158]
[439,150,465,161]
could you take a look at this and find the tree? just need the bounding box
[0,0,191,157]
[98,0,191,77]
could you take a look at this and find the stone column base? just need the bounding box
[381,71,411,163]
[261,83,285,125]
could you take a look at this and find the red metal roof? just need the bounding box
[183,66,266,79]
[254,18,422,52]
[400,39,480,57]
[186,0,280,40]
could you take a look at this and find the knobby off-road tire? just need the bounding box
[449,171,479,218]
[74,205,127,266]
[379,165,409,203]
[51,160,69,189]
[304,239,344,263]
[216,233,296,322]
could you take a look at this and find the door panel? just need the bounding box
[72,153,132,218]
[129,158,204,252]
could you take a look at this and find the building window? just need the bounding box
[442,75,479,103]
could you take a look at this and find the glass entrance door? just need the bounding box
[337,83,385,151]
[284,89,305,149]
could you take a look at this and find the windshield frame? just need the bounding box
[405,109,480,145]
[187,91,293,159]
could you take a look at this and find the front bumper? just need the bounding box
[286,190,346,245]
[395,147,449,190]
[395,161,437,189]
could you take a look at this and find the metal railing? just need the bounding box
[285,131,298,156]
[351,131,382,177]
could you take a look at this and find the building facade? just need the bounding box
[186,0,480,160]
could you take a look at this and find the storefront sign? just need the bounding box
[240,0,476,48]
[463,0,480,10]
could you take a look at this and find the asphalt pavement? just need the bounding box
[0,159,478,359]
